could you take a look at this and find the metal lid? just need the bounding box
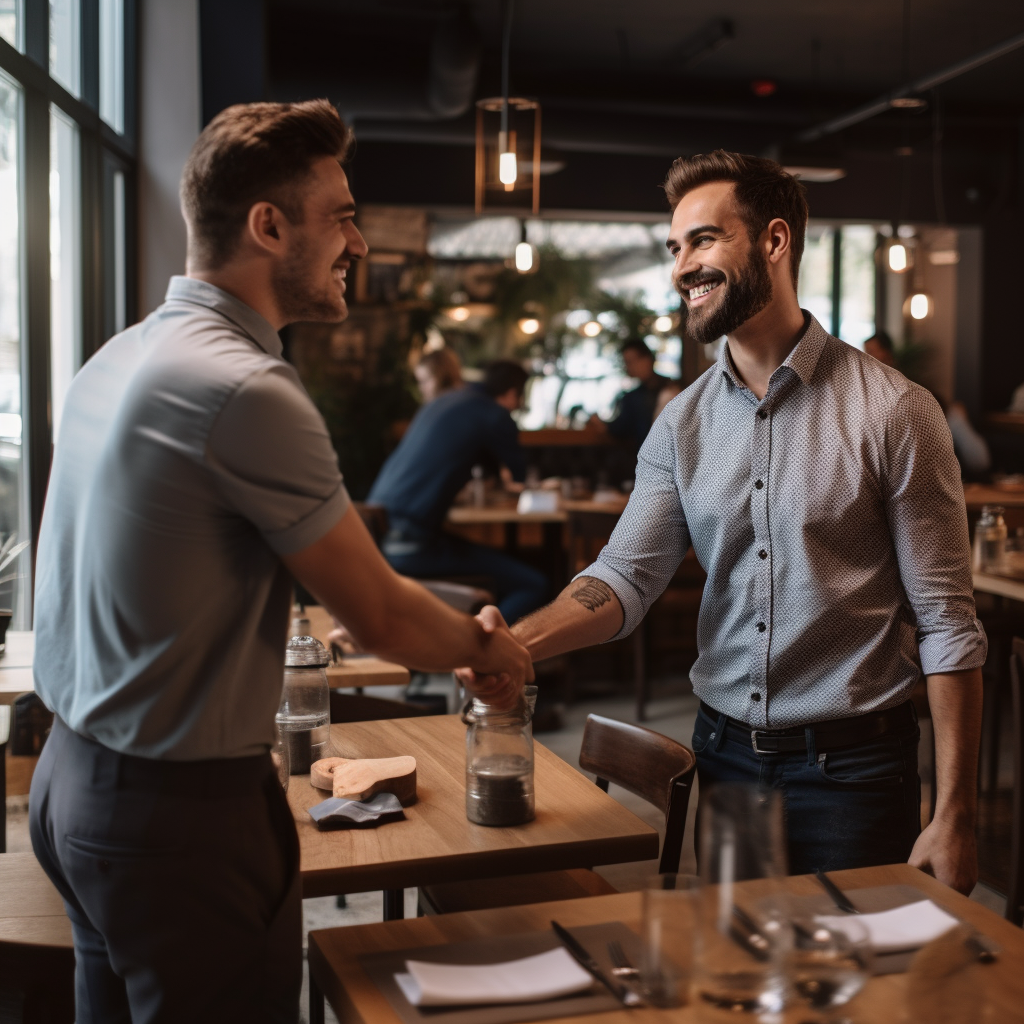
[284,635,330,667]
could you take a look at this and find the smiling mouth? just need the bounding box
[687,280,722,304]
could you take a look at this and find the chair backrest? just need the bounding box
[1008,637,1024,926]
[578,714,697,875]
[329,691,429,724]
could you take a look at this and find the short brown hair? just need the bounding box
[663,151,808,286]
[418,348,462,391]
[180,99,353,269]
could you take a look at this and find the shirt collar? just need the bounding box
[164,277,283,358]
[717,311,829,391]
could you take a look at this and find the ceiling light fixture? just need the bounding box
[907,292,932,320]
[473,1,541,215]
[581,321,602,338]
[517,317,541,335]
[654,315,674,333]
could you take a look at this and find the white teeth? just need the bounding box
[689,281,719,300]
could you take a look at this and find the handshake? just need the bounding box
[456,605,535,712]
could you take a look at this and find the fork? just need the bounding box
[607,940,639,978]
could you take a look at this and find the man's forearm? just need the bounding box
[512,576,625,662]
[927,667,983,824]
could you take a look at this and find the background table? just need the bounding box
[0,632,35,705]
[309,863,1024,1024]
[289,715,658,900]
[299,607,413,690]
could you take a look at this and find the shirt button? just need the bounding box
[758,549,768,559]
[758,410,768,420]
[757,622,766,632]
[755,480,763,489]
[751,692,761,701]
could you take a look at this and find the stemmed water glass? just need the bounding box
[788,917,873,1024]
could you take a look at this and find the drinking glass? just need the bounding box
[640,873,700,1007]
[691,784,790,1022]
[787,918,872,1024]
[272,718,290,793]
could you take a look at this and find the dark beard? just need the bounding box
[681,243,773,346]
[272,250,348,324]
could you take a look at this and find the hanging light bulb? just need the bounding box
[499,147,518,186]
[581,321,602,338]
[908,292,931,320]
[515,241,534,273]
[654,315,674,333]
[888,242,908,272]
[517,317,541,335]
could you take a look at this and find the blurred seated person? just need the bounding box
[654,375,683,420]
[864,330,897,367]
[863,331,991,477]
[589,338,668,448]
[368,360,547,623]
[414,346,463,403]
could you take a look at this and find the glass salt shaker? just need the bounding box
[276,635,332,775]
[973,505,1008,572]
[463,686,538,826]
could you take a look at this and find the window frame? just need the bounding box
[0,0,136,622]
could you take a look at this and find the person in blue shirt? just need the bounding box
[368,360,548,623]
[589,338,669,449]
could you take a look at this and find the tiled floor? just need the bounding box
[6,671,1012,1023]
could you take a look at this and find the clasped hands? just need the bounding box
[457,606,534,711]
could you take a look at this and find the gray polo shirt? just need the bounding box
[33,277,349,760]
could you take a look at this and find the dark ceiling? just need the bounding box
[201,0,1024,220]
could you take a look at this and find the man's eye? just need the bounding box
[694,236,713,247]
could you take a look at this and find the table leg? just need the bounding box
[541,522,565,593]
[383,888,405,920]
[309,971,325,1024]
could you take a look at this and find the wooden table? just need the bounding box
[300,606,412,690]
[0,852,72,949]
[964,483,1024,510]
[309,863,1024,1024]
[289,715,658,902]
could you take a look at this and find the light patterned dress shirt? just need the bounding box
[582,314,987,728]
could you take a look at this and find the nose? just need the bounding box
[345,222,369,260]
[674,250,702,290]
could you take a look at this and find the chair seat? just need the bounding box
[420,868,618,915]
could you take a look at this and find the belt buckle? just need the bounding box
[750,729,772,755]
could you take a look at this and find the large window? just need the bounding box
[0,0,136,625]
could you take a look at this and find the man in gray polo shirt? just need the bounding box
[29,100,531,1024]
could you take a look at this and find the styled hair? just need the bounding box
[180,99,354,269]
[621,338,654,360]
[417,348,462,391]
[481,360,529,398]
[663,150,808,286]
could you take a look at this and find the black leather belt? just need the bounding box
[698,700,916,755]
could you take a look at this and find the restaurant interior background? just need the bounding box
[2,0,1024,900]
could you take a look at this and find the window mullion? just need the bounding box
[81,0,99,110]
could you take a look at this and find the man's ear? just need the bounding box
[245,202,286,255]
[765,217,792,266]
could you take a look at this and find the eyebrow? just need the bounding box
[332,202,356,216]
[665,223,723,250]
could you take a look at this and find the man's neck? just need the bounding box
[724,295,806,401]
[187,264,285,330]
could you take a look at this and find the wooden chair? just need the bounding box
[1007,637,1024,926]
[418,714,697,915]
[0,853,75,1023]
[328,691,432,724]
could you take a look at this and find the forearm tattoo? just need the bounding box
[571,578,613,613]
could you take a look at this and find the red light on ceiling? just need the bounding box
[752,80,777,97]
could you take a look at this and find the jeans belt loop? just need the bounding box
[805,726,817,766]
[714,712,728,752]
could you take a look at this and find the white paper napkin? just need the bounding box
[394,947,594,1007]
[816,899,960,954]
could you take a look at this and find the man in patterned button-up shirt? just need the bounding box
[467,151,986,894]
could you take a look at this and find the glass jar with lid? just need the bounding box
[463,686,537,827]
[276,634,331,775]
[973,505,1008,572]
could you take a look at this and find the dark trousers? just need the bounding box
[692,702,922,876]
[29,717,302,1024]
[385,534,548,625]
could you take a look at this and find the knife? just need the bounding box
[550,921,643,1007]
[814,869,860,914]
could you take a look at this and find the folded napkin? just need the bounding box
[394,947,594,1007]
[817,900,959,954]
[307,792,405,830]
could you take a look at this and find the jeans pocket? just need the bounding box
[816,736,907,786]
[691,712,718,754]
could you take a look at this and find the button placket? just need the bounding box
[749,404,772,725]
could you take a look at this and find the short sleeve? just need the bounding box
[206,365,349,555]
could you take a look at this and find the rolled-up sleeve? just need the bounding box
[883,386,987,674]
[206,366,350,555]
[576,412,691,639]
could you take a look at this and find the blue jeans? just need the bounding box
[692,703,921,876]
[385,534,549,625]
